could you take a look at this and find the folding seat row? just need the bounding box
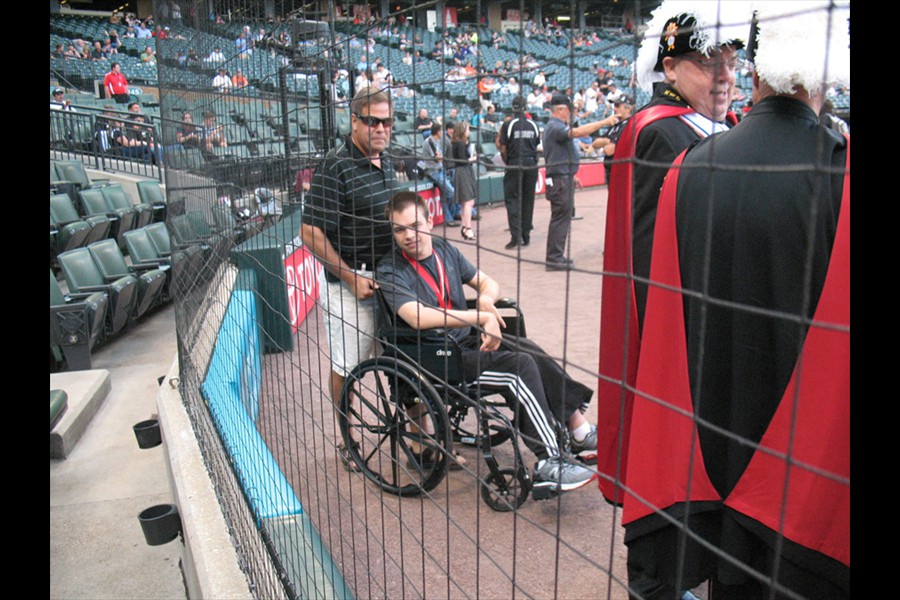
[57,240,168,342]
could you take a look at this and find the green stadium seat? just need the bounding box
[58,247,137,337]
[135,180,167,223]
[87,239,167,319]
[79,187,137,250]
[50,269,109,371]
[102,184,153,229]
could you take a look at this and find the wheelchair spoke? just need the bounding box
[338,358,451,496]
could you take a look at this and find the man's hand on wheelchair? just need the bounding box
[480,313,504,352]
[351,273,379,300]
[476,297,506,330]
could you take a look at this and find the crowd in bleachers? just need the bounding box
[50,9,851,372]
[52,7,851,179]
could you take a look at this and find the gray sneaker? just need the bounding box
[532,456,596,492]
[570,425,598,464]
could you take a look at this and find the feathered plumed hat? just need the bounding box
[636,1,753,92]
[750,1,850,95]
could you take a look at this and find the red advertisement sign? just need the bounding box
[284,244,323,331]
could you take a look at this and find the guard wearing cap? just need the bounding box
[541,92,619,271]
[498,96,540,249]
[596,0,750,505]
[592,94,635,183]
[624,2,850,598]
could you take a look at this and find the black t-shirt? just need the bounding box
[498,112,540,165]
[376,238,477,341]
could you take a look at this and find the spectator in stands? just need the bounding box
[374,63,391,91]
[175,111,201,149]
[52,44,65,59]
[80,46,91,60]
[415,108,433,137]
[213,68,233,91]
[94,106,117,152]
[140,46,156,64]
[470,104,483,128]
[235,31,251,57]
[113,114,158,163]
[90,41,107,61]
[354,69,373,93]
[231,69,249,89]
[605,81,623,105]
[200,111,227,159]
[51,88,75,111]
[102,37,117,56]
[187,48,201,65]
[392,80,412,98]
[206,47,225,62]
[532,70,546,88]
[63,44,80,59]
[526,87,545,111]
[506,77,520,95]
[104,62,130,104]
[127,101,142,115]
[483,104,500,130]
[153,25,167,39]
[135,20,152,38]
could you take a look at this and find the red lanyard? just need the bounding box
[402,249,452,309]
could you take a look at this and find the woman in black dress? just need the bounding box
[451,121,477,241]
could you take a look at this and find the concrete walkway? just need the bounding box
[50,304,187,600]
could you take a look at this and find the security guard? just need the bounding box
[498,95,540,249]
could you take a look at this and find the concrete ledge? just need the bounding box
[157,357,256,600]
[50,369,111,459]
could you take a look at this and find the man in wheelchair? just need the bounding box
[376,191,598,493]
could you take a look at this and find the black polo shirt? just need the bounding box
[303,136,397,280]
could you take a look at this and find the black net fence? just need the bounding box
[81,1,854,598]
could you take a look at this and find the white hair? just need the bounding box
[751,1,850,95]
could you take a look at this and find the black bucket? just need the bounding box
[133,419,162,449]
[138,504,182,546]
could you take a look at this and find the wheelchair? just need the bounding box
[337,296,560,512]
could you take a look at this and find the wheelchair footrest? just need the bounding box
[531,485,561,501]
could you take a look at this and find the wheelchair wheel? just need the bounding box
[480,467,531,512]
[339,357,451,497]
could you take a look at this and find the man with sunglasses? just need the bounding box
[300,88,399,470]
[596,1,750,506]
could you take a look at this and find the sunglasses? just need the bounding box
[353,113,393,128]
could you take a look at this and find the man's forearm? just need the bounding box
[300,223,354,283]
[570,115,618,139]
[397,303,489,331]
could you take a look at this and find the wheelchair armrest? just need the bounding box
[465,297,519,310]
[379,325,452,346]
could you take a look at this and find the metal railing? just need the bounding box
[49,105,163,181]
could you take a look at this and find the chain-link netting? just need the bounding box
[118,1,852,598]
